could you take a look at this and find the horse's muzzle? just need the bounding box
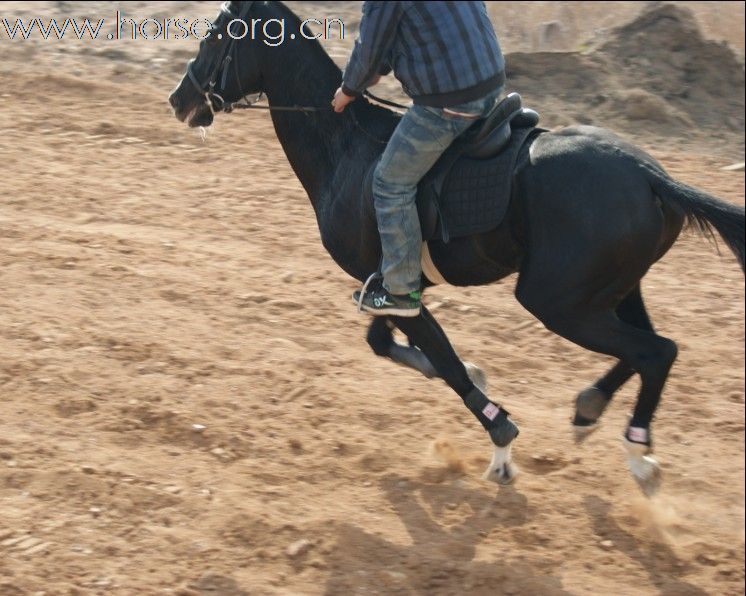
[168,75,207,125]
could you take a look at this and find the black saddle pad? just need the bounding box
[364,124,540,243]
[418,124,538,241]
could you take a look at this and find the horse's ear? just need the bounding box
[224,1,251,19]
[235,1,257,17]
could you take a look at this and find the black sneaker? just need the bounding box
[352,287,422,317]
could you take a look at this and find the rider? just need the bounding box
[333,1,506,317]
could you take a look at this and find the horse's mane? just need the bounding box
[271,1,400,153]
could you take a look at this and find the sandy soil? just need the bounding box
[0,2,743,595]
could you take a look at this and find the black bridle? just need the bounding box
[184,0,408,138]
[186,1,257,113]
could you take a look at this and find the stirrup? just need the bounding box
[356,271,383,314]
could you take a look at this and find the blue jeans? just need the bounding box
[373,87,504,295]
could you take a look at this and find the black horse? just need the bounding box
[169,1,744,495]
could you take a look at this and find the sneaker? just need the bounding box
[352,287,421,317]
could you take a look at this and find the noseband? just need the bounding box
[186,1,256,113]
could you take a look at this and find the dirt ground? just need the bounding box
[0,2,744,595]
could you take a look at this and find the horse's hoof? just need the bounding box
[626,451,662,497]
[483,461,519,485]
[572,420,599,444]
[464,362,487,393]
[575,387,610,421]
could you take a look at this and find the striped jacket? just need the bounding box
[342,1,505,108]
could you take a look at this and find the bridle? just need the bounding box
[186,1,257,113]
[183,0,409,139]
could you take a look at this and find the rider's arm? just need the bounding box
[341,1,402,97]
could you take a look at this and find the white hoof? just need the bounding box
[482,444,518,485]
[483,461,519,485]
[572,421,599,444]
[464,362,487,393]
[629,455,662,496]
[624,439,662,497]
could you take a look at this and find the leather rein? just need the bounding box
[185,1,408,118]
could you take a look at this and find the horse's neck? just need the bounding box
[260,40,352,212]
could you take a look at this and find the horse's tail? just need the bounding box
[643,163,745,273]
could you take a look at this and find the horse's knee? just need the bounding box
[366,318,393,357]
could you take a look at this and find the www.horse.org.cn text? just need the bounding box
[0,11,346,45]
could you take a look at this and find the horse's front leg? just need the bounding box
[386,307,519,484]
[366,318,487,390]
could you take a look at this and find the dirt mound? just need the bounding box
[507,3,745,141]
[598,2,745,129]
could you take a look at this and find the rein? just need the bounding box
[186,1,409,142]
[224,92,407,145]
[222,89,407,116]
[223,90,409,114]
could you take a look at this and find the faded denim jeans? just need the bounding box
[373,86,504,295]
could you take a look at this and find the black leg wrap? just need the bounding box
[575,386,611,423]
[366,318,394,357]
[462,387,520,447]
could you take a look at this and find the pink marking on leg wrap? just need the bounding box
[482,402,500,421]
[628,426,648,443]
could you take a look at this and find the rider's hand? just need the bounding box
[332,87,356,113]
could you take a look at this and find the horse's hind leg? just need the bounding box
[519,277,677,494]
[574,285,654,437]
[366,317,487,390]
[390,306,519,484]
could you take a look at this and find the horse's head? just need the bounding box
[169,1,264,127]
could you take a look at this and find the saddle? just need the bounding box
[462,92,538,159]
[365,93,541,242]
